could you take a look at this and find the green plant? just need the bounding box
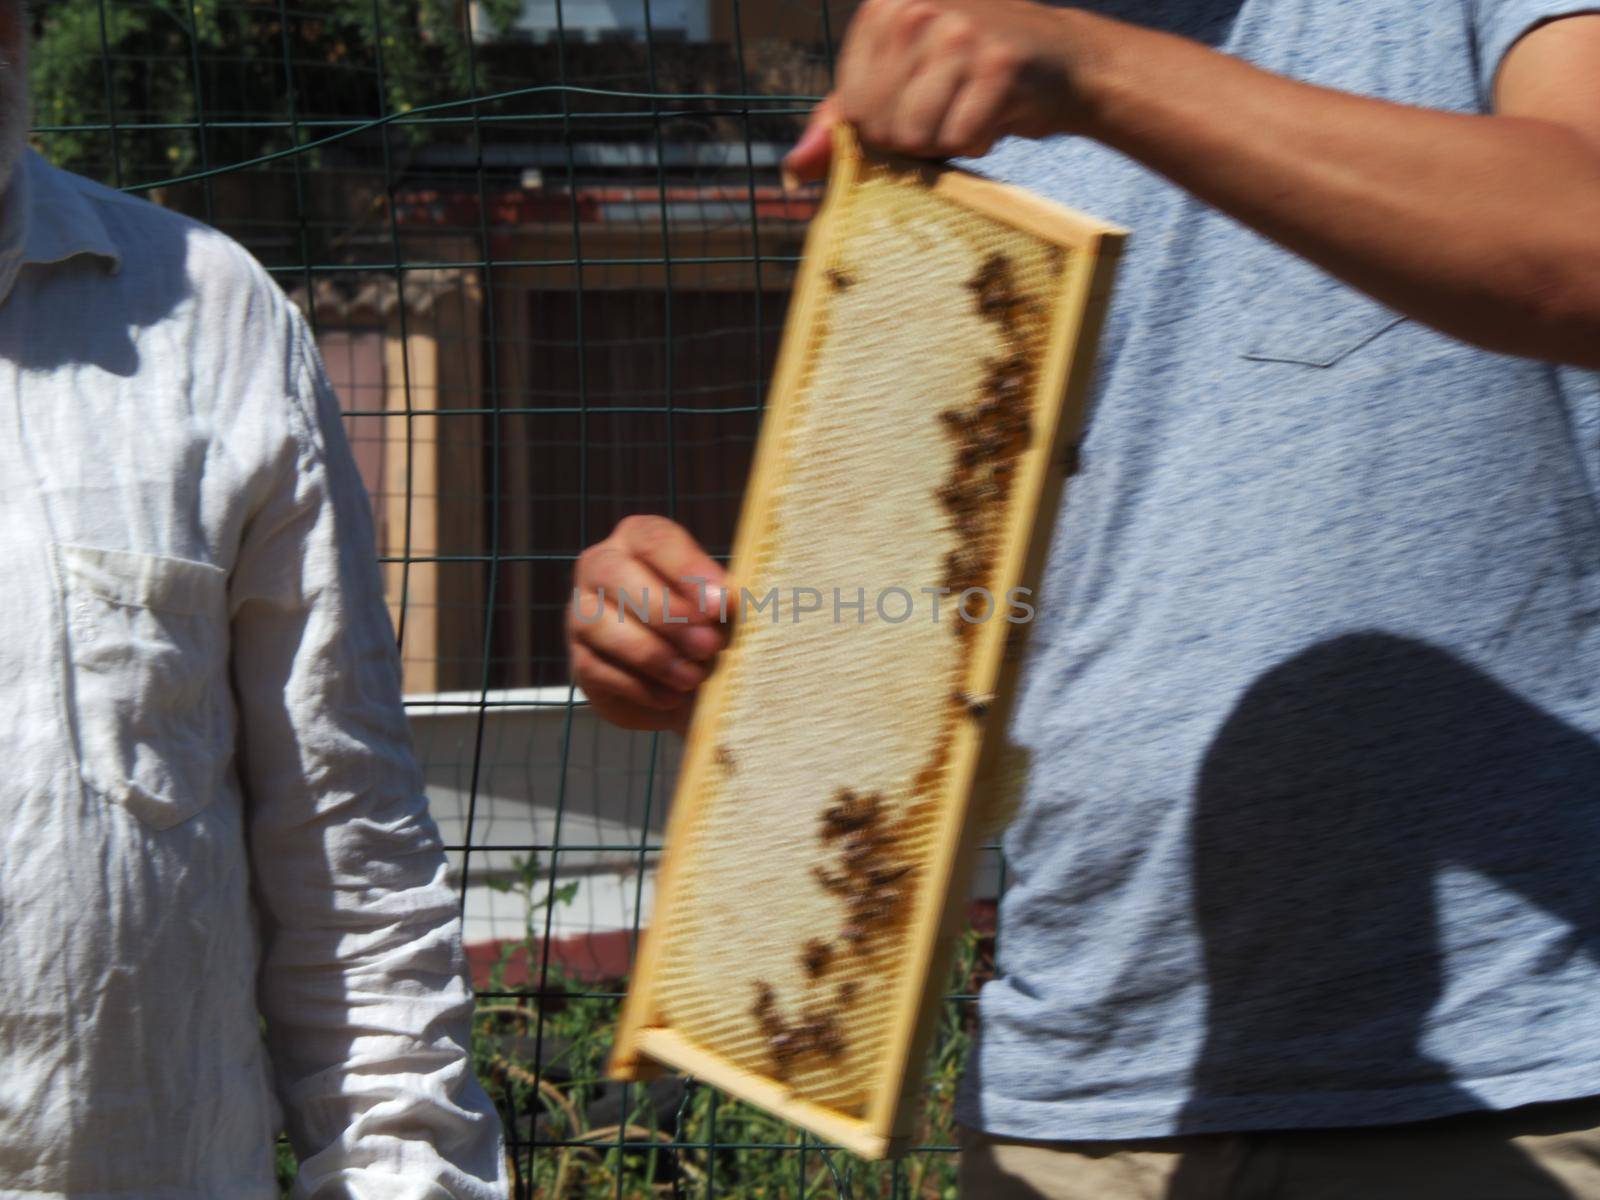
[471,850,979,1198]
[273,851,978,1196]
[28,0,523,178]
[275,1136,298,1192]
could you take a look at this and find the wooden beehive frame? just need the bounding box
[609,125,1125,1159]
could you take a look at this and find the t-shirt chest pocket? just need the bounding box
[1239,255,1407,369]
[52,543,231,830]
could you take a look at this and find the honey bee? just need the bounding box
[713,744,736,770]
[812,863,850,894]
[868,862,913,887]
[940,407,977,433]
[753,981,798,1076]
[826,267,855,290]
[970,476,1002,505]
[797,1010,847,1061]
[959,432,1008,468]
[935,480,967,512]
[821,788,879,839]
[857,894,894,926]
[802,938,834,979]
[954,690,995,718]
[945,548,983,585]
[768,1031,799,1076]
[842,830,882,870]
[983,354,1031,404]
[752,980,777,1018]
[1002,411,1034,442]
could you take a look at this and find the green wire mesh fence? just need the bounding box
[32,0,1008,1193]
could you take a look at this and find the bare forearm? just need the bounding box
[789,0,1600,364]
[1068,10,1600,365]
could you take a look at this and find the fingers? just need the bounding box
[579,516,730,662]
[784,2,1003,182]
[568,515,733,737]
[570,641,681,712]
[571,643,694,733]
[836,0,1001,162]
[571,589,710,692]
[810,0,1082,166]
[936,63,1015,158]
[783,95,840,186]
[838,0,936,133]
[614,515,728,625]
[879,30,973,154]
[788,0,936,183]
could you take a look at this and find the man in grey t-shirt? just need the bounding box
[571,2,1600,1195]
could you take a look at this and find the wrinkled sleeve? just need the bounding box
[228,316,507,1198]
[1472,0,1600,107]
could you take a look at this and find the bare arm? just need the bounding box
[1075,11,1600,363]
[785,1,1600,367]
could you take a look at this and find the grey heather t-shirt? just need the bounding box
[955,0,1600,1140]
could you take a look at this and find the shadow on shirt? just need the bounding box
[1,194,192,378]
[1054,0,1244,46]
[1168,631,1600,1193]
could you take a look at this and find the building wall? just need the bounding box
[473,0,854,43]
[475,0,712,41]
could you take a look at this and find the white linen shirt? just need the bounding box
[0,151,507,1198]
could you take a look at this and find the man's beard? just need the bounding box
[0,49,29,198]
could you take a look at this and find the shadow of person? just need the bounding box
[1170,632,1600,1196]
[0,171,194,378]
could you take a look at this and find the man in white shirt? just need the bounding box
[0,4,507,1195]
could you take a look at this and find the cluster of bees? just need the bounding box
[750,980,848,1079]
[937,252,1039,614]
[812,788,915,948]
[747,789,914,1080]
[741,251,1043,1085]
[968,251,1031,329]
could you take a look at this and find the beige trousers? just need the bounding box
[959,1095,1600,1199]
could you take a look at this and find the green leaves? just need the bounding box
[27,0,519,183]
[487,853,580,928]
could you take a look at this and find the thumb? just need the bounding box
[782,96,840,188]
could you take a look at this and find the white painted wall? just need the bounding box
[472,0,711,42]
[411,686,1005,951]
[410,687,680,947]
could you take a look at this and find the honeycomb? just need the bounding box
[612,128,1123,1157]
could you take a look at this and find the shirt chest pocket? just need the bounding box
[53,543,231,830]
[1239,255,1407,369]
